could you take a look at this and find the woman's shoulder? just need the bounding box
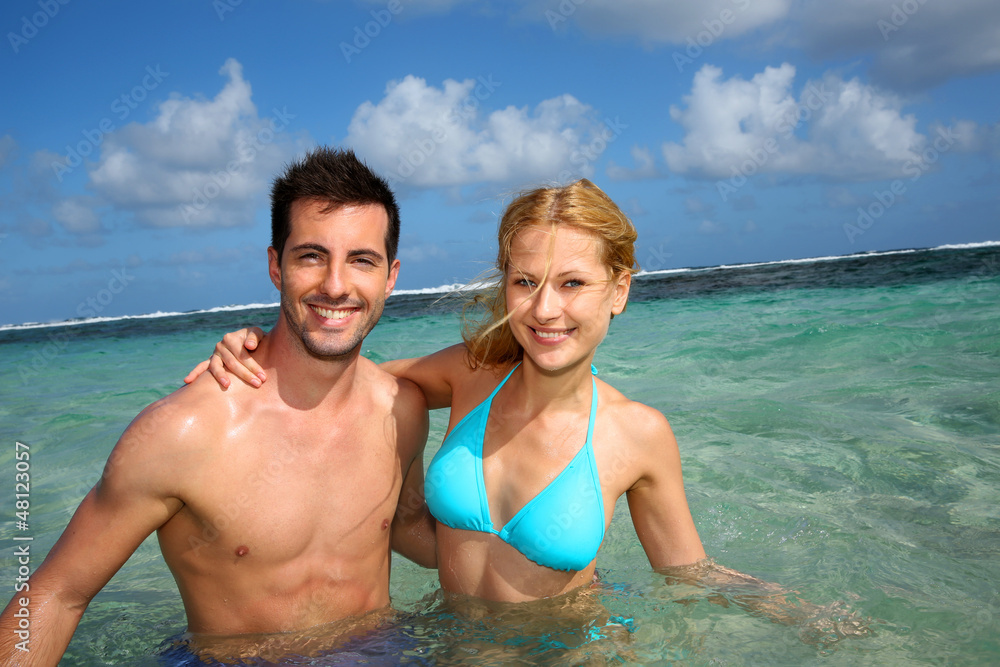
[596,380,676,448]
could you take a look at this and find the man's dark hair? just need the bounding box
[270,147,400,266]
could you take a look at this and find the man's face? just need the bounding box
[268,199,400,360]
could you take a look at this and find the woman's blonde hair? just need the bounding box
[462,179,639,370]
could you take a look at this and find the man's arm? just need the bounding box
[388,377,436,568]
[0,401,184,665]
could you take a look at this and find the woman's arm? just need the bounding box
[183,327,268,388]
[184,329,472,411]
[656,559,873,644]
[625,405,871,642]
[623,405,707,567]
[380,343,469,410]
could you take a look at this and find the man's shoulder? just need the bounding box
[120,373,237,453]
[357,357,427,411]
[355,359,428,455]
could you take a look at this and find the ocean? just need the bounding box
[1,242,998,665]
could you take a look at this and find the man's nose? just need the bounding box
[320,262,349,298]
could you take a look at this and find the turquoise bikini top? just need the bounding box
[425,364,606,572]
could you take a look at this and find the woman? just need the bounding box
[190,180,862,638]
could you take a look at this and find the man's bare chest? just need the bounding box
[165,423,403,563]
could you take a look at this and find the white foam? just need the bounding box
[4,241,997,331]
[0,303,281,332]
[637,241,1000,278]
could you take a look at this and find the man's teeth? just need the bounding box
[314,306,353,319]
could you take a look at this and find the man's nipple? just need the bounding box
[381,519,390,530]
[235,545,250,557]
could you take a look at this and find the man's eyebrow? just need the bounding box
[347,248,386,262]
[288,242,329,255]
[287,244,385,262]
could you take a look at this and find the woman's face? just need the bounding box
[505,223,630,374]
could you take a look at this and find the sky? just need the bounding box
[1,0,998,326]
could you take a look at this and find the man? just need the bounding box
[0,147,433,664]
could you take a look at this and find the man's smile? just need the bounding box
[309,304,358,321]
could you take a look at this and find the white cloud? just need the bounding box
[544,0,999,91]
[606,145,659,180]
[398,242,449,263]
[825,187,863,208]
[344,75,609,187]
[356,0,469,14]
[52,198,101,234]
[361,0,792,44]
[87,58,299,228]
[698,219,726,234]
[622,197,647,218]
[684,197,714,215]
[663,64,927,181]
[388,0,997,91]
[937,120,1000,158]
[157,245,257,267]
[0,135,16,168]
[18,217,51,238]
[795,0,1000,90]
[532,0,791,46]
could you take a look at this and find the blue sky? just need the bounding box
[1,0,998,326]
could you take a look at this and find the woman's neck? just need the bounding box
[508,355,596,414]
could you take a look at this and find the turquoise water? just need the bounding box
[1,245,998,664]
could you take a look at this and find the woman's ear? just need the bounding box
[611,271,631,316]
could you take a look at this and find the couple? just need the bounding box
[0,147,811,664]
